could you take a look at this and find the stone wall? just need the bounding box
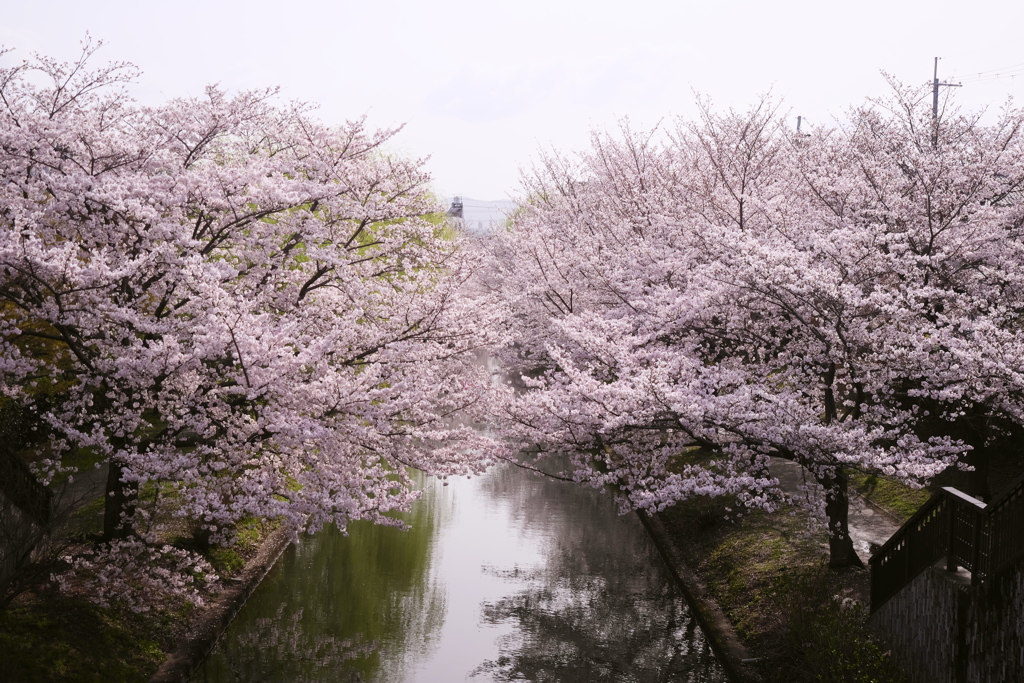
[870,560,1024,683]
[965,564,1024,683]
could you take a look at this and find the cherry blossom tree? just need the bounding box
[483,109,810,548]
[0,39,499,564]
[798,81,1024,502]
[486,90,1024,568]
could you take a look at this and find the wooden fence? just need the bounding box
[870,474,1024,612]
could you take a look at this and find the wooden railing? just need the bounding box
[985,475,1024,579]
[870,474,1024,612]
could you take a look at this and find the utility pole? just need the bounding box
[932,57,962,146]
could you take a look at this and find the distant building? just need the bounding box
[445,196,517,234]
[446,196,464,219]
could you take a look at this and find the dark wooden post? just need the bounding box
[905,523,912,586]
[970,509,983,585]
[947,496,959,572]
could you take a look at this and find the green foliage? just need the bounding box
[60,447,107,475]
[0,593,171,682]
[65,494,105,538]
[0,397,41,452]
[206,517,277,574]
[0,507,279,680]
[234,516,273,551]
[773,566,908,683]
[207,547,245,575]
[692,505,820,644]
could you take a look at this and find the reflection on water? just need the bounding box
[193,475,445,683]
[192,463,726,683]
[473,465,724,682]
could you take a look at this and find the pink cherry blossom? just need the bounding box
[486,89,1024,567]
[0,39,501,581]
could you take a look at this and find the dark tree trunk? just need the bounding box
[817,465,864,569]
[817,367,863,568]
[102,459,138,540]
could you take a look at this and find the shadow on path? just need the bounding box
[768,458,899,563]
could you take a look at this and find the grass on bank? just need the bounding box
[660,495,909,683]
[848,472,931,524]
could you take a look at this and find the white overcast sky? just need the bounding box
[2,0,1023,200]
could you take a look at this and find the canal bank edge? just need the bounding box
[148,526,293,683]
[637,510,766,683]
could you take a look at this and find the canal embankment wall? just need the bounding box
[148,526,293,683]
[638,510,765,683]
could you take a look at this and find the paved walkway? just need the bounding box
[47,462,109,525]
[768,458,901,563]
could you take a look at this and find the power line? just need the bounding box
[959,68,1024,84]
[963,60,1024,77]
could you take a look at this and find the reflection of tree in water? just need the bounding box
[474,462,726,682]
[213,604,376,683]
[193,473,447,683]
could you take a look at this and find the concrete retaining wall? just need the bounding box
[870,560,1024,683]
[639,510,764,683]
[148,527,293,683]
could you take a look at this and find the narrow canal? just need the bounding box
[192,461,727,682]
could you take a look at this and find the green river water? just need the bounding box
[191,462,727,682]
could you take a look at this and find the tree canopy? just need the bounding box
[0,39,499,569]
[485,87,1024,567]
